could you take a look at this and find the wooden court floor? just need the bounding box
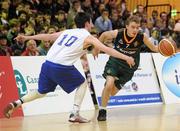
[1,104,180,131]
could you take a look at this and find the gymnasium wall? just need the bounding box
[126,0,180,19]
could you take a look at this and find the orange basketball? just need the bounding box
[158,39,177,57]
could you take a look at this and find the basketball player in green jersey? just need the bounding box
[97,15,159,121]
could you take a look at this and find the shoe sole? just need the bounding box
[3,103,14,119]
[69,118,90,123]
[97,118,106,121]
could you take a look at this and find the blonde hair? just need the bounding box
[126,15,141,25]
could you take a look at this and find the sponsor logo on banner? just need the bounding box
[87,54,162,108]
[123,80,139,92]
[11,56,94,116]
[14,70,27,98]
[162,53,180,97]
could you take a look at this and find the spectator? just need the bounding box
[81,0,93,19]
[149,28,160,46]
[51,10,67,30]
[95,8,112,34]
[67,0,83,29]
[110,9,123,29]
[149,10,159,28]
[140,19,150,37]
[24,22,36,36]
[55,0,70,14]
[160,28,170,40]
[0,34,12,56]
[37,40,51,56]
[21,39,39,56]
[7,18,20,46]
[92,2,105,23]
[0,9,9,27]
[10,38,26,56]
[173,22,180,51]
[134,4,146,20]
[159,11,168,29]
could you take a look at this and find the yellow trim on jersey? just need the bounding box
[123,29,137,44]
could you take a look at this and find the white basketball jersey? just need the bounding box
[46,29,90,65]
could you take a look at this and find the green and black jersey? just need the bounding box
[109,28,144,72]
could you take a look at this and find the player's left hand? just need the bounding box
[125,56,135,68]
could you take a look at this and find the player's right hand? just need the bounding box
[125,56,135,68]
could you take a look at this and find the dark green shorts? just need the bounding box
[103,61,134,90]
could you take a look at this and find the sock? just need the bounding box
[72,104,80,114]
[100,106,107,110]
[72,81,87,114]
[13,99,23,108]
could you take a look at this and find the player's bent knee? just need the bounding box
[81,80,88,87]
[110,91,118,96]
[37,90,46,98]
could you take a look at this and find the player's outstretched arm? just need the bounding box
[99,30,118,46]
[15,32,63,42]
[85,35,135,68]
[143,33,159,52]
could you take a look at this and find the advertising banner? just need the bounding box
[152,53,180,104]
[11,56,94,116]
[0,56,23,118]
[87,53,162,108]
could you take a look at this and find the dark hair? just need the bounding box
[74,12,90,28]
[160,28,169,36]
[0,34,7,40]
[101,8,109,14]
[72,0,80,5]
[125,15,141,25]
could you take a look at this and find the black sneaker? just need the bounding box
[97,109,107,121]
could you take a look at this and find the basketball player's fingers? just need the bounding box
[93,55,97,60]
[129,64,132,68]
[132,62,135,66]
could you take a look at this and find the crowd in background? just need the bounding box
[0,0,180,56]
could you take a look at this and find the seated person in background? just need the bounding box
[21,39,39,56]
[0,34,12,56]
[37,40,51,56]
[173,22,180,52]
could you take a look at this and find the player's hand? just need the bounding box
[125,56,135,68]
[92,47,100,59]
[14,35,26,43]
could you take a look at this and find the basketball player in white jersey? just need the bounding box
[3,12,135,123]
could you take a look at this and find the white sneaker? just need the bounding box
[3,102,16,118]
[68,113,90,123]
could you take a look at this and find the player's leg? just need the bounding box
[72,80,87,114]
[68,80,91,123]
[3,61,56,118]
[110,85,119,96]
[53,64,90,123]
[97,75,116,121]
